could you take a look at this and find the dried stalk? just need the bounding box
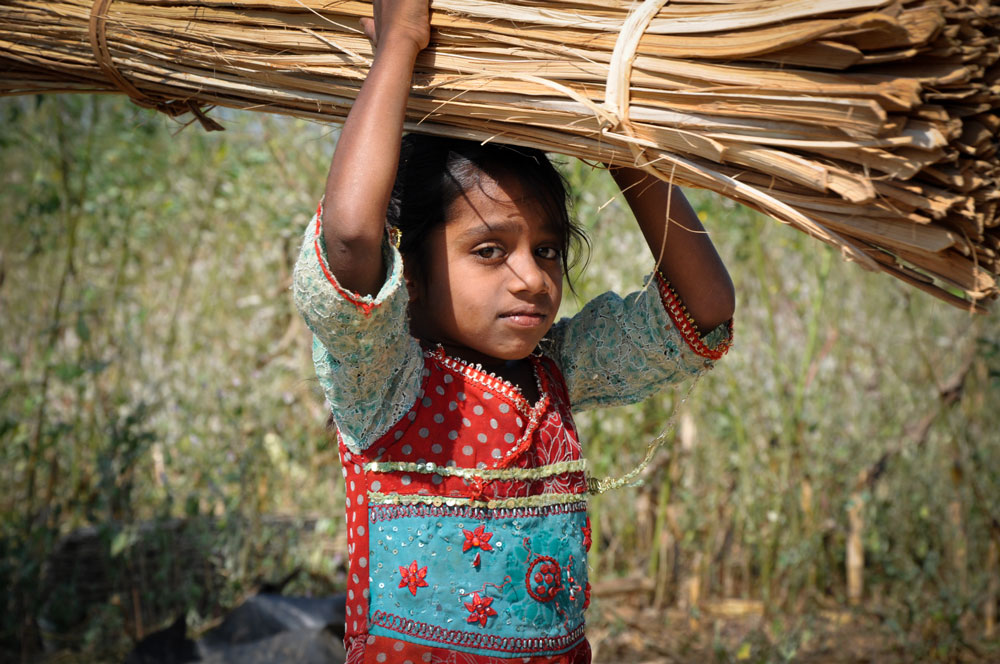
[1,0,998,308]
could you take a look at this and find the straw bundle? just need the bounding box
[2,0,998,310]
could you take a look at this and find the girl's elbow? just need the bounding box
[692,283,736,332]
[716,281,737,322]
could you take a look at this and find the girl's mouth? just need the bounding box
[500,311,547,327]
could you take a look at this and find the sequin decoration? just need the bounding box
[364,458,588,481]
[464,592,498,627]
[398,560,428,596]
[463,525,495,553]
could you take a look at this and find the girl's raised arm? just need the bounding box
[321,0,430,297]
[611,167,736,332]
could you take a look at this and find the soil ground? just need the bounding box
[587,591,998,663]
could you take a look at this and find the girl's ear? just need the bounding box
[403,264,421,303]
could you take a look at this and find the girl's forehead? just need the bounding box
[467,170,527,200]
[448,181,558,237]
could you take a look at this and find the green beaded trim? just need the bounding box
[367,490,588,510]
[363,459,588,481]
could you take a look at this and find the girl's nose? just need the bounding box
[507,250,549,295]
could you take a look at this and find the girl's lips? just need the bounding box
[500,311,547,327]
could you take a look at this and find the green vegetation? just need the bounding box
[2,95,998,662]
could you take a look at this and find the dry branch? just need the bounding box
[2,0,998,309]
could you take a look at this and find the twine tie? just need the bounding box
[88,0,224,131]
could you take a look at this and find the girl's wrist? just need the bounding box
[377,38,423,57]
[371,37,424,73]
[375,22,430,57]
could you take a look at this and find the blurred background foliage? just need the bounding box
[1,95,998,663]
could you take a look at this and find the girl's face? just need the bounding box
[408,173,564,366]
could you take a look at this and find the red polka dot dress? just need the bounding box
[294,210,732,663]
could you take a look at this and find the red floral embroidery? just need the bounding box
[583,581,591,609]
[581,517,592,552]
[398,560,428,596]
[472,552,482,569]
[463,524,495,553]
[464,592,498,627]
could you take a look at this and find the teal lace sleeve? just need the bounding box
[539,274,733,412]
[292,204,423,453]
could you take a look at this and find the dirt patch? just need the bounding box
[587,598,996,663]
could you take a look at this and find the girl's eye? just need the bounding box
[536,246,560,260]
[475,246,504,259]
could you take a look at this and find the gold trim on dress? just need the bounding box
[367,490,588,510]
[364,459,587,481]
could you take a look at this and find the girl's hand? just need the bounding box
[361,0,431,53]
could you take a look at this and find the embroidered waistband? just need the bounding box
[367,490,588,510]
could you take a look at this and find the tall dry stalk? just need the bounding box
[948,497,968,598]
[846,488,865,606]
[987,533,998,639]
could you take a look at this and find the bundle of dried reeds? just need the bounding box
[2,0,998,309]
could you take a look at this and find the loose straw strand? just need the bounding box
[603,0,670,176]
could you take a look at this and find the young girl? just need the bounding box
[293,1,735,662]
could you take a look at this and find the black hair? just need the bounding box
[388,134,589,289]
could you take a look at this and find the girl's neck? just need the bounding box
[435,343,541,403]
